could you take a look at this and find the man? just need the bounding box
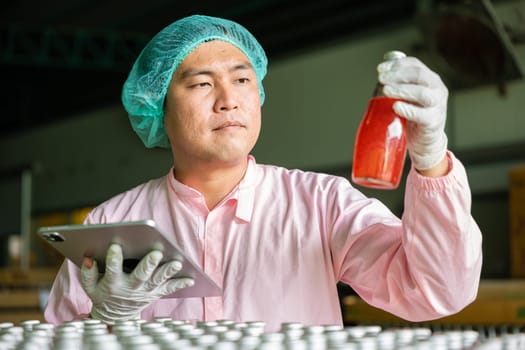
[44,14,482,332]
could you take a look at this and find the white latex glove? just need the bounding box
[80,243,194,325]
[378,56,448,170]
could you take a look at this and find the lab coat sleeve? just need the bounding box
[334,151,482,321]
[44,258,93,324]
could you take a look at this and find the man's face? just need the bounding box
[164,40,261,169]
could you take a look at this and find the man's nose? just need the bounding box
[214,84,239,112]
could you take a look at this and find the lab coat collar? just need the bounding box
[166,156,257,222]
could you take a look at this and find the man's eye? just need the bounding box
[237,78,250,84]
[195,82,211,87]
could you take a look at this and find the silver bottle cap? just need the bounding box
[383,50,406,61]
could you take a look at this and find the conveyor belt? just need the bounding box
[0,318,524,349]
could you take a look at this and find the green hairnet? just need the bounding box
[122,14,268,148]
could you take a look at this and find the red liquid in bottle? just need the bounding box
[352,96,407,189]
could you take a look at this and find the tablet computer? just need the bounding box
[37,220,222,298]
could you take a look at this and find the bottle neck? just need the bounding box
[373,50,406,98]
[373,82,385,97]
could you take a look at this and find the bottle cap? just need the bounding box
[383,50,406,61]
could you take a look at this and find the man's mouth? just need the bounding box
[214,121,243,130]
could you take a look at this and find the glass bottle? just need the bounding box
[351,50,407,189]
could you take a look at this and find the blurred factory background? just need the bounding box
[0,0,525,326]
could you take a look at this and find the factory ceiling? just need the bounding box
[0,0,522,137]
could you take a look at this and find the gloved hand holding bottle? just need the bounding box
[378,56,448,172]
[80,243,194,325]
